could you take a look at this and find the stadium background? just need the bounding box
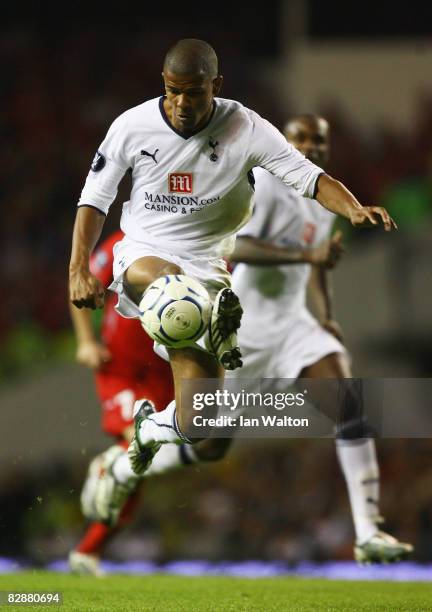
[1,0,432,566]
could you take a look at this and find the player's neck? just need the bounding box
[162,98,215,138]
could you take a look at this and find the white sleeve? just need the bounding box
[237,169,276,239]
[247,111,324,199]
[77,115,131,215]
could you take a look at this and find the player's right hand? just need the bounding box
[76,341,112,369]
[308,230,345,269]
[69,270,105,309]
[349,206,397,231]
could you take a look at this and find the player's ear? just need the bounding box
[213,75,223,96]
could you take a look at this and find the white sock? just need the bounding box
[137,400,190,446]
[336,438,380,544]
[112,451,139,485]
[144,444,184,477]
[112,443,195,484]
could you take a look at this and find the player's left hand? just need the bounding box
[76,341,112,369]
[322,319,345,344]
[349,206,397,231]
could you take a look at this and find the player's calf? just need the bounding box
[193,438,232,462]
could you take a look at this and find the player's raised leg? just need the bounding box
[301,352,413,563]
[77,252,239,526]
[124,254,239,461]
[127,329,227,475]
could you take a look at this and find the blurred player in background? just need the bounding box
[69,230,228,575]
[69,38,396,526]
[229,114,412,563]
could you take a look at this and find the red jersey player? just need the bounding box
[69,231,187,575]
[84,230,174,434]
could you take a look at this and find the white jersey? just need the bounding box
[78,97,323,259]
[232,167,335,349]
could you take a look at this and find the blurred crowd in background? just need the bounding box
[2,5,432,565]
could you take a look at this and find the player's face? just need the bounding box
[286,119,330,167]
[162,71,223,134]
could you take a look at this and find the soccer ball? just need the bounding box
[139,275,212,348]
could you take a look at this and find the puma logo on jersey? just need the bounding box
[140,148,159,164]
[169,173,193,193]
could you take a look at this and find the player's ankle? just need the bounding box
[355,522,378,545]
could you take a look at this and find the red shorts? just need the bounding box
[95,373,174,438]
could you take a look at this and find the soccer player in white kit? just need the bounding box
[229,114,412,563]
[68,39,396,525]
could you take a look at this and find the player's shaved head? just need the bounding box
[284,114,329,140]
[162,39,222,136]
[164,39,219,78]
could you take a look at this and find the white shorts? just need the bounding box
[230,309,347,382]
[108,234,231,319]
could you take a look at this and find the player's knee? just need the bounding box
[160,263,182,277]
[336,382,376,439]
[125,262,183,297]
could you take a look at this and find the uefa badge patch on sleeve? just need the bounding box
[91,150,106,172]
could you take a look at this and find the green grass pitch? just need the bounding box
[0,572,430,611]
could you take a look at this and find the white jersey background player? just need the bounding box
[69,39,396,526]
[232,167,340,379]
[229,114,412,564]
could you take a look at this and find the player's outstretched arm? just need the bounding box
[69,206,106,309]
[230,233,344,267]
[315,174,397,231]
[231,235,331,266]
